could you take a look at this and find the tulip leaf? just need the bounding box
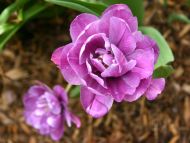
[70,86,80,98]
[168,13,190,24]
[0,2,49,50]
[153,65,174,78]
[102,0,144,25]
[45,0,107,16]
[139,26,174,69]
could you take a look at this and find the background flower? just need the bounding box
[52,4,165,118]
[23,83,81,140]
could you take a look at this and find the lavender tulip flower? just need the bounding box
[23,83,81,140]
[51,4,165,118]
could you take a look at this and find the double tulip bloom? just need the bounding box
[23,83,80,140]
[52,4,165,118]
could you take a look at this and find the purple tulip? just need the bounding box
[51,4,165,118]
[23,83,81,140]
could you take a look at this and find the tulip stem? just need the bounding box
[65,84,72,92]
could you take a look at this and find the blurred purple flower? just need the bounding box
[23,83,81,140]
[51,4,165,118]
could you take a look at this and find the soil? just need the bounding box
[0,1,190,143]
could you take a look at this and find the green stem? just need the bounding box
[0,0,28,24]
[65,84,72,93]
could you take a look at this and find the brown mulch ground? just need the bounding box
[0,1,190,143]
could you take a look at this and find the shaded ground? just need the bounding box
[0,1,190,143]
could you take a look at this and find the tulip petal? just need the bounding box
[86,60,105,87]
[122,72,140,88]
[102,4,137,32]
[80,86,113,118]
[129,49,154,78]
[53,85,68,104]
[118,32,136,55]
[125,78,151,102]
[103,4,132,15]
[51,44,82,85]
[108,78,136,102]
[50,119,64,141]
[51,47,63,66]
[79,33,107,64]
[109,17,130,45]
[145,78,165,100]
[70,13,98,41]
[59,44,85,85]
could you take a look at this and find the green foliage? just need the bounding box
[0,2,49,50]
[0,0,28,24]
[168,13,190,24]
[70,86,80,98]
[45,0,107,15]
[139,26,174,78]
[45,0,144,24]
[153,65,174,78]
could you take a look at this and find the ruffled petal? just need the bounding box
[101,4,137,32]
[86,60,105,87]
[80,86,113,118]
[109,17,130,45]
[90,57,106,72]
[84,75,109,96]
[111,44,136,72]
[122,72,140,88]
[118,32,136,55]
[47,115,61,128]
[101,64,120,78]
[129,49,154,78]
[136,35,159,64]
[61,43,86,85]
[145,78,165,100]
[50,117,64,141]
[79,33,107,64]
[53,85,68,104]
[51,44,82,85]
[50,126,64,141]
[70,13,98,41]
[64,109,81,128]
[70,113,81,128]
[102,4,132,19]
[51,47,63,66]
[107,78,136,102]
[125,78,151,102]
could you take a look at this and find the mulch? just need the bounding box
[0,1,190,143]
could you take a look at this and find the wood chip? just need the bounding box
[29,136,37,143]
[174,66,184,78]
[5,68,28,80]
[183,97,190,127]
[179,25,190,38]
[169,135,180,143]
[182,84,190,94]
[169,123,178,135]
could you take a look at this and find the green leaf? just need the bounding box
[70,86,80,98]
[45,0,107,15]
[0,2,49,50]
[0,0,28,24]
[0,23,15,35]
[0,24,22,50]
[168,13,190,24]
[153,65,174,78]
[102,0,144,25]
[139,26,174,69]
